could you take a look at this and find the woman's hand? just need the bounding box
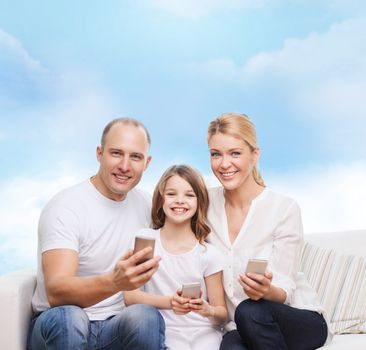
[239,271,273,301]
[171,289,191,315]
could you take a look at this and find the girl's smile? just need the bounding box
[163,175,197,224]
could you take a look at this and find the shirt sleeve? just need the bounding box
[269,201,304,304]
[38,202,80,254]
[202,243,225,277]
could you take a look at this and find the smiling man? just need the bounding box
[28,118,165,350]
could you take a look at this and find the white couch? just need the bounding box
[302,230,366,349]
[0,230,365,349]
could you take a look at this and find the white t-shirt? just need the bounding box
[135,228,224,349]
[207,187,326,328]
[32,180,151,320]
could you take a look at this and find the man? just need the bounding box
[28,118,165,350]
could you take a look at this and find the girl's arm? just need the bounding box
[124,289,172,309]
[188,271,228,325]
[125,289,192,315]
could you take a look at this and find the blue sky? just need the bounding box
[1,0,366,275]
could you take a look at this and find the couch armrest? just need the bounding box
[0,269,37,350]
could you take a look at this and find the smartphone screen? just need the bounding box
[245,259,268,275]
[133,235,155,263]
[181,282,201,299]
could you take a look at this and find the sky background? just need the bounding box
[1,0,366,275]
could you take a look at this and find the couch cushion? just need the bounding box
[305,231,366,258]
[317,334,366,349]
[300,243,366,334]
[0,269,36,350]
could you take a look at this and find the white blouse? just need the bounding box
[207,187,326,330]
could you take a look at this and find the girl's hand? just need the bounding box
[171,289,191,315]
[239,271,273,301]
[188,298,215,318]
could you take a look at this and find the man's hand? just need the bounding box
[111,247,161,291]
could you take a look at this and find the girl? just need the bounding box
[125,164,228,350]
[206,113,331,350]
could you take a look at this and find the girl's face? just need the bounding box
[162,175,198,225]
[208,132,259,191]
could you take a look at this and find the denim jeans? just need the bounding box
[220,299,328,350]
[27,304,166,350]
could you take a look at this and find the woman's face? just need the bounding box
[208,132,259,191]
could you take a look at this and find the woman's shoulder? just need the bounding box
[261,187,299,208]
[207,186,224,209]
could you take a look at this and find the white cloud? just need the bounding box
[0,176,82,275]
[149,0,273,18]
[195,15,366,90]
[0,29,44,72]
[267,162,366,233]
[0,29,49,107]
[203,162,366,234]
[148,0,366,19]
[0,29,118,156]
[188,15,366,156]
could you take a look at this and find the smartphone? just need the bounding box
[245,259,268,275]
[181,282,201,299]
[133,235,155,263]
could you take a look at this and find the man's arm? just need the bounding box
[43,247,160,308]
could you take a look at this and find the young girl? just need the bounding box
[206,113,331,350]
[124,164,228,350]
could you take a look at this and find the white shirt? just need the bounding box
[207,187,326,329]
[135,228,224,328]
[32,180,151,320]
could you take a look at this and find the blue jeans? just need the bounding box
[220,299,328,350]
[27,304,165,350]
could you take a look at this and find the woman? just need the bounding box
[206,113,331,350]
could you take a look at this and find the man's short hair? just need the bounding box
[101,117,151,149]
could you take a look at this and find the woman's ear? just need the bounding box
[252,148,260,165]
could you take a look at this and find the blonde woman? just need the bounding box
[206,113,330,350]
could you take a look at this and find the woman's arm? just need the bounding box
[124,289,172,309]
[239,201,303,304]
[188,271,228,325]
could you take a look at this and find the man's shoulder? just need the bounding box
[43,180,90,210]
[126,187,152,206]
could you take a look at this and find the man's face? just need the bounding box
[95,123,151,201]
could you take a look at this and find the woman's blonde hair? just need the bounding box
[207,112,265,187]
[151,164,211,243]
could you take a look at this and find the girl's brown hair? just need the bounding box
[151,164,211,243]
[208,112,265,187]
